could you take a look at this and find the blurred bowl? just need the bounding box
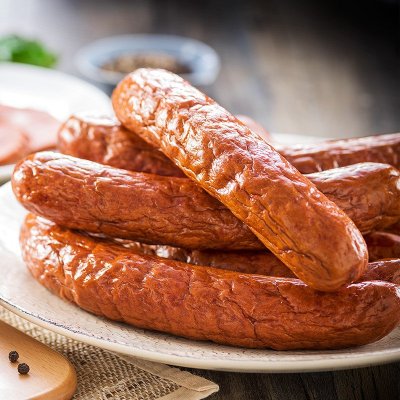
[75,34,220,87]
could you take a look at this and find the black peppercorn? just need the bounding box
[8,351,19,363]
[17,363,30,375]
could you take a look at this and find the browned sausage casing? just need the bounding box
[112,68,368,291]
[57,113,185,177]
[275,133,400,173]
[58,114,400,236]
[359,259,400,285]
[109,237,295,277]
[12,153,400,254]
[58,113,400,176]
[365,232,400,262]
[105,236,400,284]
[20,214,400,350]
[307,163,400,234]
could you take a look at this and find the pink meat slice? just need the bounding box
[0,104,60,152]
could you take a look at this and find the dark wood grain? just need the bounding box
[0,0,399,399]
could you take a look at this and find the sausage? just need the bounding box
[104,236,400,285]
[57,116,400,236]
[57,112,185,177]
[307,163,400,234]
[58,112,270,176]
[108,237,295,277]
[364,232,400,262]
[112,69,368,291]
[13,153,398,253]
[20,213,400,350]
[58,113,400,178]
[385,220,400,235]
[359,259,400,285]
[0,123,29,165]
[13,152,260,250]
[275,133,400,174]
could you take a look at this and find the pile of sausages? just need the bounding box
[12,68,400,350]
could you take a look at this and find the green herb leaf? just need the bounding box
[0,35,58,68]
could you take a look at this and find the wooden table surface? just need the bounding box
[1,0,399,399]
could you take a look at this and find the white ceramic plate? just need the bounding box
[0,63,112,182]
[0,183,399,373]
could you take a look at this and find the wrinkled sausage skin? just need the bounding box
[359,259,400,285]
[112,68,368,291]
[275,133,400,173]
[58,113,400,178]
[12,152,260,250]
[57,112,184,177]
[365,232,400,262]
[307,163,400,234]
[20,214,400,350]
[58,116,400,236]
[12,153,400,254]
[98,236,400,285]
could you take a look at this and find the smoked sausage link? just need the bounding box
[57,112,184,177]
[111,69,368,291]
[13,153,399,253]
[276,133,400,174]
[20,214,400,350]
[58,113,400,177]
[365,232,400,262]
[57,114,400,236]
[97,235,400,284]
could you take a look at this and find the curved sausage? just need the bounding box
[112,68,368,291]
[13,152,260,250]
[58,112,270,176]
[106,236,295,277]
[13,153,398,253]
[276,133,400,173]
[359,259,400,285]
[365,232,400,262]
[103,236,400,284]
[57,112,185,177]
[20,213,400,350]
[307,163,400,234]
[58,113,400,177]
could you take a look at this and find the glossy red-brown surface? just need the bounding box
[0,123,29,165]
[104,237,400,284]
[58,114,400,237]
[365,231,400,262]
[20,214,400,350]
[13,153,398,253]
[57,112,184,177]
[112,69,368,291]
[276,133,400,174]
[110,237,295,277]
[12,152,259,250]
[359,259,400,285]
[307,163,400,234]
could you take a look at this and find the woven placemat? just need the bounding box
[0,307,219,399]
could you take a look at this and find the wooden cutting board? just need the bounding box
[0,319,77,400]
